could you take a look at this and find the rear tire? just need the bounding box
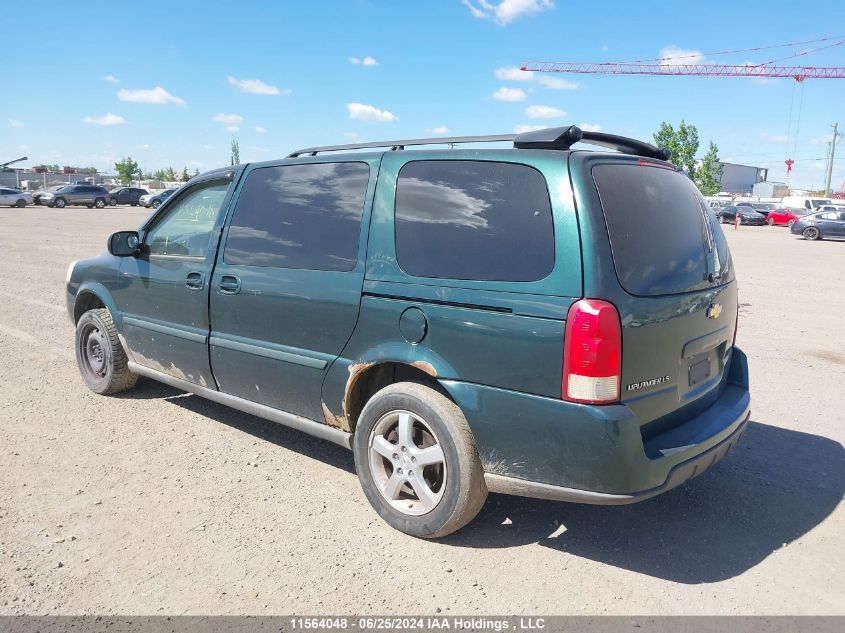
[14,199,26,208]
[152,200,161,208]
[94,198,106,209]
[109,197,118,206]
[803,226,821,240]
[75,308,138,395]
[353,382,487,538]
[787,219,795,228]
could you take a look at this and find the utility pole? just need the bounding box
[824,122,842,196]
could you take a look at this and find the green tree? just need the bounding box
[152,169,167,181]
[163,166,177,182]
[181,167,190,182]
[114,157,139,185]
[230,137,240,165]
[653,120,699,178]
[696,142,722,195]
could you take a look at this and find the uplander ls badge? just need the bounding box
[626,375,671,392]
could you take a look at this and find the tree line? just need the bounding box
[113,157,199,185]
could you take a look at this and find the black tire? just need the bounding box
[803,226,821,241]
[14,199,26,208]
[94,198,106,209]
[353,382,487,538]
[152,199,161,208]
[109,197,118,206]
[130,202,138,207]
[53,197,66,209]
[75,308,138,395]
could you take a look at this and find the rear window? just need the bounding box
[594,163,727,296]
[395,160,554,282]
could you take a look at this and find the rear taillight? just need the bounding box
[732,302,739,348]
[562,299,622,404]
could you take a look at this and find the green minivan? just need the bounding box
[66,126,750,537]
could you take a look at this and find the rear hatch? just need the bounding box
[577,155,738,439]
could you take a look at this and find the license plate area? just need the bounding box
[688,355,712,387]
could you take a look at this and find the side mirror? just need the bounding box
[108,231,140,256]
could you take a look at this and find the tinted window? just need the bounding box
[594,163,723,296]
[394,160,554,282]
[224,162,369,271]
[145,182,228,257]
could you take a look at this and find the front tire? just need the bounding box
[54,198,66,208]
[353,382,487,538]
[152,200,161,208]
[803,226,821,241]
[109,197,118,206]
[94,198,106,209]
[75,308,138,395]
[14,199,26,208]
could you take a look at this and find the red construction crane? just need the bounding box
[522,36,845,81]
[520,61,845,81]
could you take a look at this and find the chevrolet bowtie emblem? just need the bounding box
[706,303,723,319]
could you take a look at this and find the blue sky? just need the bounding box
[3,0,845,190]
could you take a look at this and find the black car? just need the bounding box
[108,187,149,206]
[718,205,766,226]
[791,210,845,240]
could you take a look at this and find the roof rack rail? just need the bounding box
[287,126,671,161]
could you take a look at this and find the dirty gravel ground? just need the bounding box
[1,206,843,615]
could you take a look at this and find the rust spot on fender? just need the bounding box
[321,402,352,433]
[410,360,437,378]
[341,362,375,427]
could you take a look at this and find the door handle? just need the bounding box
[218,275,241,294]
[186,271,205,290]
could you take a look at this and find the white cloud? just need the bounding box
[536,75,579,90]
[514,124,546,133]
[202,145,216,150]
[349,56,378,66]
[343,131,361,139]
[255,126,267,133]
[347,102,398,122]
[525,105,566,119]
[430,126,450,135]
[19,144,30,150]
[492,87,527,102]
[658,46,706,66]
[579,122,602,132]
[760,132,789,144]
[495,66,578,90]
[135,144,150,150]
[225,126,240,133]
[495,66,534,81]
[227,76,289,95]
[117,86,185,105]
[212,113,244,124]
[9,119,24,128]
[463,0,554,26]
[82,113,127,126]
[103,74,120,83]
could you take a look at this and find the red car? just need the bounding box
[766,207,807,227]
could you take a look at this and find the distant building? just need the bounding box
[718,162,768,195]
[752,181,788,198]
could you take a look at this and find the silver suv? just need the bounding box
[39,185,110,209]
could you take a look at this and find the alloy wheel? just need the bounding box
[368,410,447,516]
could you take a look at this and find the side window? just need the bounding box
[394,160,554,282]
[224,162,369,271]
[144,182,229,257]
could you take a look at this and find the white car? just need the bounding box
[0,188,32,208]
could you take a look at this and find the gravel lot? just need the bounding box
[0,205,843,615]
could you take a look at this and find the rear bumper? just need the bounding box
[441,347,751,503]
[484,414,748,504]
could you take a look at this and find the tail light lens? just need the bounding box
[732,302,739,348]
[563,299,622,404]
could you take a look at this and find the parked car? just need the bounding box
[781,195,833,211]
[791,210,845,240]
[108,187,149,206]
[717,205,766,225]
[139,188,177,208]
[766,207,807,227]
[751,203,777,215]
[39,185,110,209]
[32,186,66,205]
[0,188,32,207]
[66,126,749,537]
